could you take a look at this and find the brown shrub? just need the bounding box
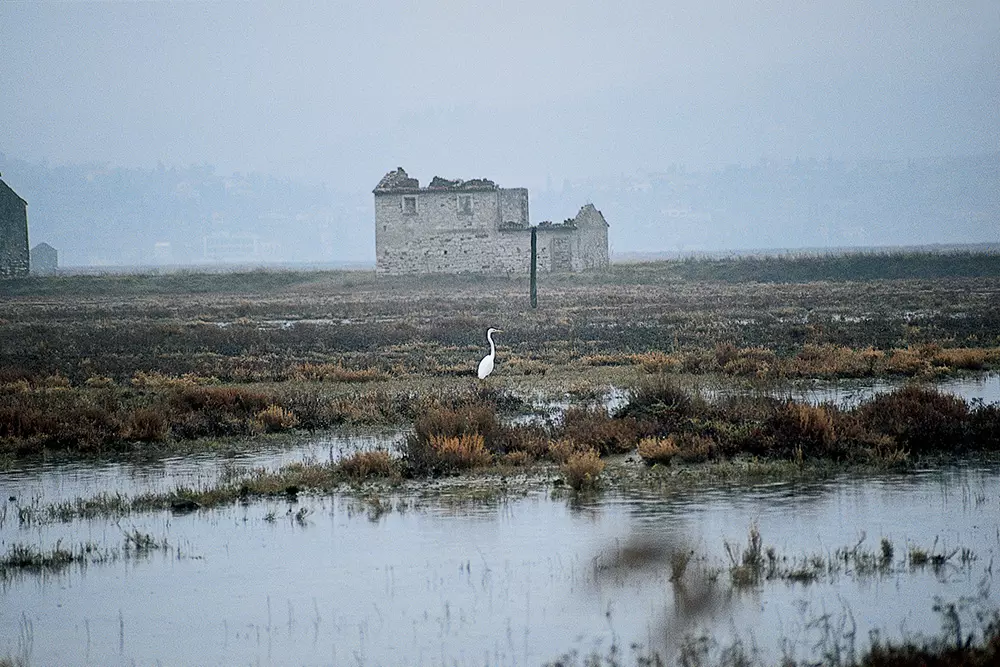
[491,424,550,457]
[131,371,211,390]
[84,376,117,389]
[768,402,840,458]
[124,407,169,442]
[714,342,741,368]
[501,450,533,467]
[616,375,700,433]
[170,385,271,413]
[792,344,881,378]
[930,347,988,371]
[428,434,492,470]
[637,436,680,465]
[338,450,399,480]
[414,402,500,448]
[41,374,72,388]
[680,348,717,373]
[547,438,589,463]
[506,357,550,376]
[855,385,969,454]
[582,353,632,367]
[882,347,935,376]
[560,406,643,455]
[255,405,299,432]
[561,449,605,490]
[632,351,682,373]
[672,432,717,463]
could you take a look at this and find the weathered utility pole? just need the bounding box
[529,227,538,308]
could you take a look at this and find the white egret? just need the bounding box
[477,327,503,379]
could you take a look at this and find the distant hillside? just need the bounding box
[0,155,373,266]
[535,154,1000,254]
[2,153,997,267]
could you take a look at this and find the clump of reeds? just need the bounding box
[426,434,492,470]
[856,385,969,454]
[500,450,533,467]
[725,523,767,588]
[637,436,680,465]
[768,402,839,458]
[413,401,501,448]
[547,438,589,464]
[337,450,399,480]
[123,407,170,442]
[671,432,718,463]
[559,406,644,455]
[255,405,299,432]
[561,449,605,490]
[616,375,700,427]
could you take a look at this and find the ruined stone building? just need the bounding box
[374,168,609,275]
[0,175,29,278]
[30,242,58,276]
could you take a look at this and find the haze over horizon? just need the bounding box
[1,1,998,265]
[3,1,998,190]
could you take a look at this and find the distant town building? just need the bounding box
[153,241,173,264]
[373,168,609,275]
[30,242,58,275]
[0,175,30,278]
[203,232,259,262]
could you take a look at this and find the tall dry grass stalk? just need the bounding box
[638,436,680,465]
[561,449,605,490]
[338,450,399,480]
[428,433,492,470]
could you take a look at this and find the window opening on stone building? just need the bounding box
[457,195,472,216]
[402,196,417,215]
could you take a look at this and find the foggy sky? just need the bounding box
[2,0,998,193]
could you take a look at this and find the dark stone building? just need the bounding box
[0,175,29,278]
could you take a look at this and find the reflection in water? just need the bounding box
[1,461,998,666]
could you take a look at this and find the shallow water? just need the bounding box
[781,372,1000,408]
[2,429,405,508]
[2,461,998,666]
[1,376,999,665]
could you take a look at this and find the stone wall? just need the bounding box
[0,178,29,278]
[374,168,606,275]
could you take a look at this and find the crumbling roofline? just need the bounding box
[373,167,499,193]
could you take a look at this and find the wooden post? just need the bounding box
[530,227,537,309]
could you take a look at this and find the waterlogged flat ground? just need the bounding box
[3,264,1000,664]
[2,459,999,666]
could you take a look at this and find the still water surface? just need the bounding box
[2,464,998,666]
[1,376,998,666]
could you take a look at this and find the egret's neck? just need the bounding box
[487,331,496,357]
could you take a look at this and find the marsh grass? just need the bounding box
[338,450,400,480]
[561,449,605,490]
[720,526,975,592]
[427,433,493,470]
[638,436,680,465]
[3,257,1000,463]
[255,404,300,432]
[0,531,172,580]
[559,405,647,455]
[292,362,388,383]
